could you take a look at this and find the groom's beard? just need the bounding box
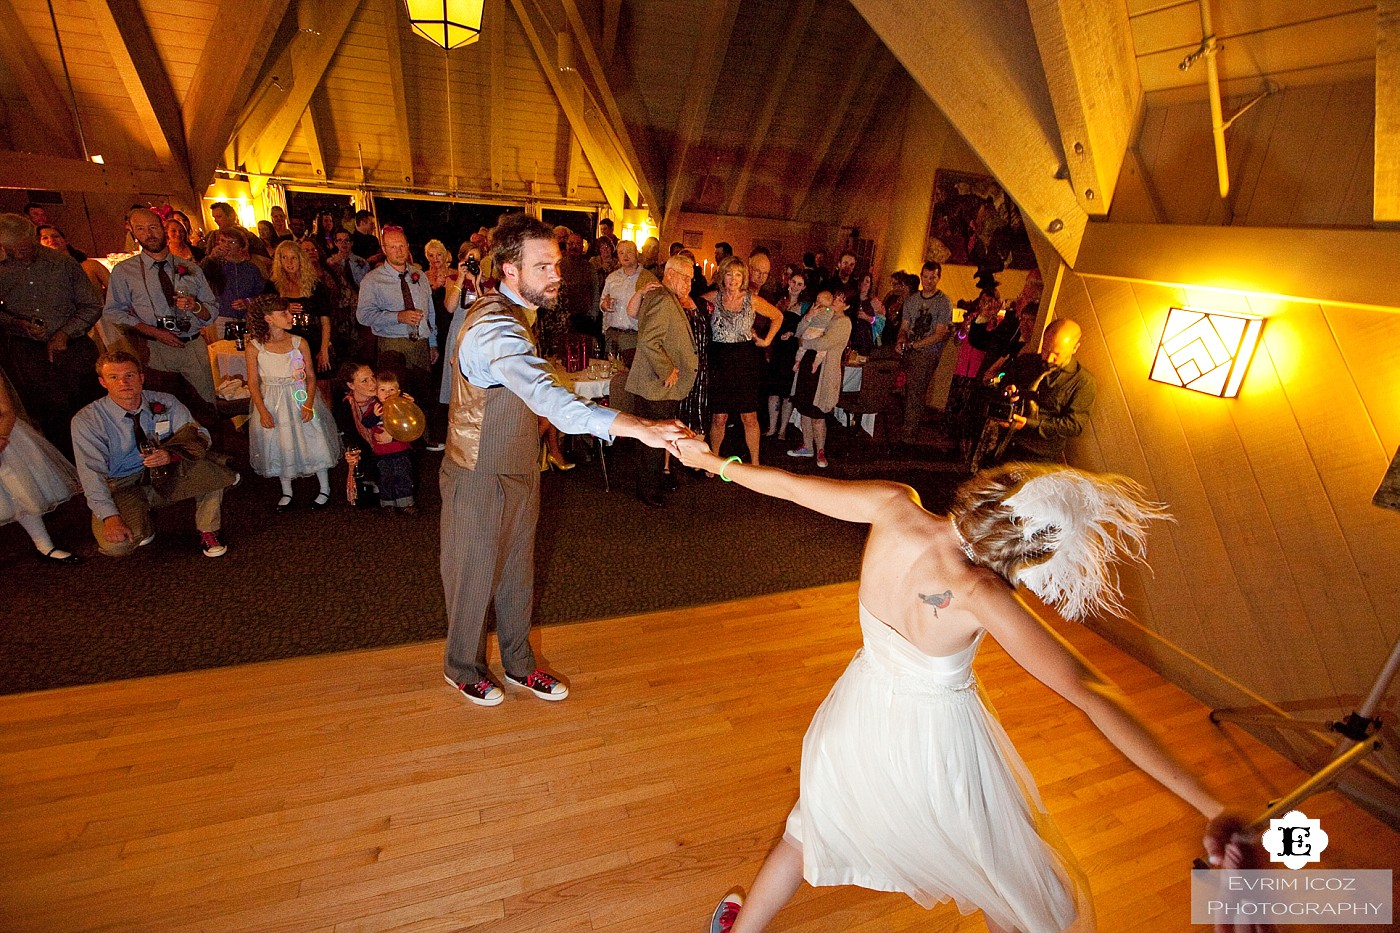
[520,282,559,309]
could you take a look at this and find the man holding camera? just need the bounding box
[995,318,1096,463]
[103,208,218,413]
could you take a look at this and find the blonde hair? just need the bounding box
[271,239,319,297]
[717,254,749,292]
[424,238,451,267]
[950,462,1169,620]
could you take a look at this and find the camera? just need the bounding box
[156,315,179,332]
[464,255,481,276]
[223,319,247,350]
[985,384,1032,423]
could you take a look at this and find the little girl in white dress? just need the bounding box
[244,295,341,509]
[0,372,82,563]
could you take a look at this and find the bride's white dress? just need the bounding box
[784,602,1094,932]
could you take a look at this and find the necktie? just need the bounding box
[126,411,149,450]
[154,260,177,309]
[400,271,419,339]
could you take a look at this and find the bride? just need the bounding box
[674,439,1254,933]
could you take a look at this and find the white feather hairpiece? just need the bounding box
[1003,469,1170,621]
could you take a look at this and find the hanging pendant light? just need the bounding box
[403,0,484,50]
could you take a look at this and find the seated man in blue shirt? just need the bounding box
[71,351,238,558]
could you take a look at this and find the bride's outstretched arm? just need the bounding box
[674,437,914,524]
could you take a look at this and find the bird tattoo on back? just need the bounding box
[919,590,953,617]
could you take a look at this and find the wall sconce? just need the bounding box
[404,0,484,49]
[1149,307,1263,398]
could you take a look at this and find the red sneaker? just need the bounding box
[710,891,743,932]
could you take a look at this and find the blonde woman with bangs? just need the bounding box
[271,239,334,375]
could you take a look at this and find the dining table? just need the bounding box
[550,359,626,490]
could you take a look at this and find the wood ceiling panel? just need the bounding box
[1131,1,1376,95]
[621,0,702,140]
[136,0,216,102]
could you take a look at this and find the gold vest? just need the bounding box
[445,295,542,473]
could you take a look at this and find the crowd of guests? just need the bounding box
[0,197,1090,558]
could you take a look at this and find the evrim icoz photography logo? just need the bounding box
[1261,809,1330,869]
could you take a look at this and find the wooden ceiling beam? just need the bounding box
[1026,0,1142,217]
[786,34,881,222]
[91,0,192,190]
[1077,222,1400,314]
[1377,0,1400,222]
[184,0,293,192]
[662,0,743,226]
[301,87,332,181]
[233,0,363,178]
[850,0,1088,266]
[0,2,81,156]
[509,0,637,212]
[379,0,416,186]
[559,0,662,214]
[0,149,185,195]
[725,0,817,216]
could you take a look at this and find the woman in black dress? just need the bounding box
[271,240,333,376]
[763,270,808,438]
[706,256,783,464]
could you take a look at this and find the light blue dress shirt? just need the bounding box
[355,262,437,347]
[103,253,217,330]
[458,284,618,439]
[71,391,205,519]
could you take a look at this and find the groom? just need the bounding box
[440,212,690,707]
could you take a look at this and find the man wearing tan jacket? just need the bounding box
[626,255,699,508]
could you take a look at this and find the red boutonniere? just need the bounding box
[150,401,167,415]
[410,272,421,284]
[173,263,191,277]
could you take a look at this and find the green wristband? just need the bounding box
[719,455,742,482]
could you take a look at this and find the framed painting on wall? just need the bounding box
[927,170,1037,270]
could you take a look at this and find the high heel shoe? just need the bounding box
[547,454,575,471]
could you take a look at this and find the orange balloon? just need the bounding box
[381,395,426,442]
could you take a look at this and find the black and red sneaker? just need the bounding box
[503,668,569,701]
[444,673,504,706]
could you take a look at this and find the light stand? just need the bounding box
[1207,451,1400,832]
[1208,635,1399,831]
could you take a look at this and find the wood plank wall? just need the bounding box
[1050,267,1400,719]
[1119,79,1376,227]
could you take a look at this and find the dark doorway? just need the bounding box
[374,197,523,263]
[285,191,354,234]
[541,208,598,243]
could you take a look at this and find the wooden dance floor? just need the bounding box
[2,583,1395,932]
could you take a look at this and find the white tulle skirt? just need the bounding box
[248,376,342,479]
[785,649,1095,933]
[0,420,79,525]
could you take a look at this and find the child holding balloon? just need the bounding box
[245,295,342,511]
[353,370,418,515]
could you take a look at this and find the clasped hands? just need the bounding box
[632,420,710,463]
